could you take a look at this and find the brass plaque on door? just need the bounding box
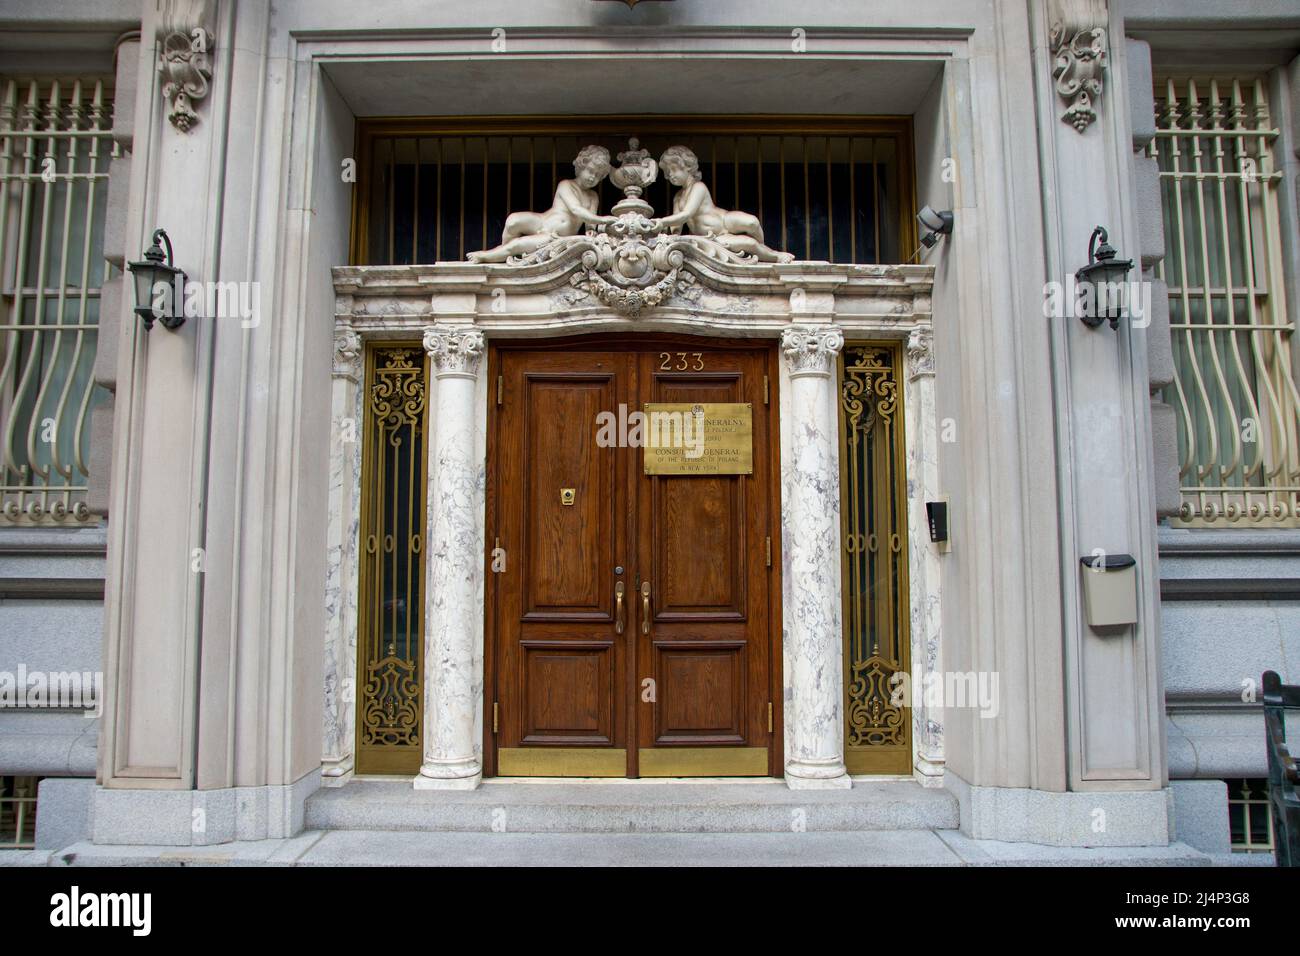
[642,402,753,475]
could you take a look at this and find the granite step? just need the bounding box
[303,779,959,833]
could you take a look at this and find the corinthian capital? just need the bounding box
[781,325,844,379]
[423,327,485,379]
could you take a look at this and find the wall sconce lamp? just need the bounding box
[127,228,186,331]
[917,206,954,249]
[1075,225,1134,330]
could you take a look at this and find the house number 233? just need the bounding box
[659,351,705,371]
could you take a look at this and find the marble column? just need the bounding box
[781,325,852,789]
[322,325,362,784]
[414,327,486,790]
[905,327,945,786]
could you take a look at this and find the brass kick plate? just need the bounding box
[560,488,576,506]
[637,747,769,777]
[498,747,626,777]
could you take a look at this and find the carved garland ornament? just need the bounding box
[1050,14,1107,133]
[158,26,214,132]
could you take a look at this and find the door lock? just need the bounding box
[560,488,576,506]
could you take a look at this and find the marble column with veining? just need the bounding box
[905,326,945,787]
[414,327,486,790]
[781,325,852,789]
[322,324,362,785]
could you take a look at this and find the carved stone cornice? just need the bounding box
[1050,2,1107,133]
[332,327,361,381]
[781,326,844,379]
[423,328,485,379]
[907,327,935,380]
[157,1,213,133]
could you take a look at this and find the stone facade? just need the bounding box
[0,0,1296,858]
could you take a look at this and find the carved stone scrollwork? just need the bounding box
[1050,4,1107,133]
[422,328,485,379]
[332,327,362,381]
[907,327,935,380]
[158,26,213,132]
[781,325,844,379]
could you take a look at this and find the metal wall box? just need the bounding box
[1079,553,1138,628]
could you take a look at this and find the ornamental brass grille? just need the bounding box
[1150,76,1298,526]
[839,344,911,774]
[356,346,428,775]
[0,77,116,523]
[352,117,914,267]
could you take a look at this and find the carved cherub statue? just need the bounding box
[654,145,795,263]
[467,144,617,263]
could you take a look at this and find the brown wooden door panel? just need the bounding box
[496,350,631,756]
[635,349,772,762]
[655,474,745,618]
[652,640,748,744]
[521,374,616,618]
[519,641,616,745]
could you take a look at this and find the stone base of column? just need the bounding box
[413,758,483,791]
[785,758,853,790]
[320,755,354,788]
[913,753,946,789]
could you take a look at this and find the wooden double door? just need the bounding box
[487,337,781,777]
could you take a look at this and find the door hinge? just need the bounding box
[763,375,769,405]
[768,701,773,733]
[765,535,772,568]
[497,375,503,406]
[493,702,499,734]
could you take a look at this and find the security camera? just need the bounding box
[917,206,954,248]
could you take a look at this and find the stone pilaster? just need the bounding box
[905,327,945,786]
[414,327,486,790]
[780,325,852,790]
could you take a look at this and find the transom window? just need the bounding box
[353,117,915,267]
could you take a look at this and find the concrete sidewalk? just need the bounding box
[3,829,1266,867]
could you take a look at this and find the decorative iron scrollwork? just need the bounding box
[840,345,910,762]
[357,347,428,768]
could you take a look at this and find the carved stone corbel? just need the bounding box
[907,327,935,381]
[158,14,213,133]
[332,327,362,382]
[1050,2,1108,133]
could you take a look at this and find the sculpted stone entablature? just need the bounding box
[332,259,934,337]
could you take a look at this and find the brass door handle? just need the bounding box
[641,581,651,635]
[615,581,625,635]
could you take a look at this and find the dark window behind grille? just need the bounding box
[355,120,913,267]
